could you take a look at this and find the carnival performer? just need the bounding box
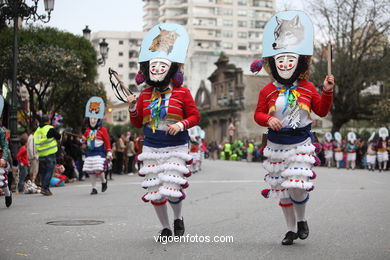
[126,24,200,239]
[377,128,389,172]
[346,132,357,170]
[334,132,343,169]
[323,132,334,168]
[82,97,112,195]
[0,96,11,207]
[251,11,334,245]
[366,133,377,171]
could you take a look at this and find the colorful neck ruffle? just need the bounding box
[88,129,97,149]
[277,85,300,113]
[147,90,172,133]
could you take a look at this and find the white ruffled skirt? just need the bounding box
[377,151,389,162]
[137,144,193,203]
[0,166,9,188]
[83,155,106,173]
[262,137,318,199]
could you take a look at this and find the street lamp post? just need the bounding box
[0,0,54,156]
[82,26,109,66]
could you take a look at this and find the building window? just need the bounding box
[119,52,123,56]
[223,19,233,27]
[129,62,137,69]
[237,10,247,16]
[238,0,247,5]
[255,20,265,29]
[119,40,124,45]
[237,32,247,38]
[222,30,233,38]
[222,42,233,49]
[119,63,123,68]
[129,73,136,79]
[249,31,260,39]
[223,0,233,4]
[238,44,247,50]
[129,50,138,59]
[238,20,247,27]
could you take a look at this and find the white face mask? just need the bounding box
[89,117,98,128]
[274,53,299,79]
[149,58,172,82]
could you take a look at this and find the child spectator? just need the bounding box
[17,139,29,193]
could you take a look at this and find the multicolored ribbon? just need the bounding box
[88,129,97,150]
[277,85,300,113]
[147,90,172,133]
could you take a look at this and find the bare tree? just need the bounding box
[308,0,390,131]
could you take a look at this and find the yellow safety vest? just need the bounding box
[34,125,58,157]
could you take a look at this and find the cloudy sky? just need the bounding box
[31,0,305,35]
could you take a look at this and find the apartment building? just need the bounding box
[143,0,275,93]
[90,31,145,102]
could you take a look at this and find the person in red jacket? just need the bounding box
[82,97,112,195]
[17,138,29,193]
[127,23,200,240]
[251,11,334,245]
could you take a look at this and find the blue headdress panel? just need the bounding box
[262,10,314,58]
[85,97,105,119]
[0,96,4,116]
[138,23,189,63]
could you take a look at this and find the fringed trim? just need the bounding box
[151,199,168,206]
[268,105,276,114]
[261,188,290,199]
[279,202,293,207]
[0,175,4,181]
[183,170,192,178]
[138,151,192,162]
[263,160,286,173]
[281,168,314,178]
[139,163,190,176]
[168,199,182,204]
[264,174,285,187]
[158,173,188,188]
[287,154,316,164]
[268,189,290,199]
[298,103,313,120]
[282,179,313,190]
[141,177,161,189]
[142,191,163,202]
[263,147,292,160]
[159,186,183,198]
[290,193,310,204]
[295,143,316,154]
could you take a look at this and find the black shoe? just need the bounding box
[40,189,52,196]
[102,182,107,192]
[5,193,12,208]
[281,231,298,245]
[297,221,309,240]
[158,228,172,242]
[174,218,185,236]
[90,188,98,195]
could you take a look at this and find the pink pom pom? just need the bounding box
[135,71,145,85]
[261,189,270,198]
[259,146,265,157]
[310,170,317,180]
[306,185,315,192]
[171,71,183,88]
[250,59,264,73]
[314,156,321,166]
[314,143,322,154]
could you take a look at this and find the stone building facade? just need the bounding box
[195,53,270,143]
[195,53,333,143]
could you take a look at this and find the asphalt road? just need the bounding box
[1,160,390,260]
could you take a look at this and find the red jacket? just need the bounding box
[130,86,200,130]
[254,80,333,127]
[17,145,29,166]
[83,127,112,153]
